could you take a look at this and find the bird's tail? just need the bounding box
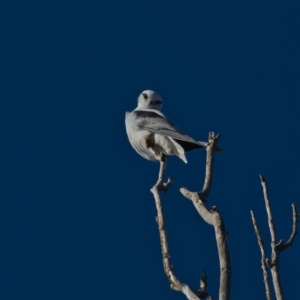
[169,139,188,163]
[197,141,208,148]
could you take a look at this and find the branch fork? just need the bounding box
[150,132,228,300]
[251,175,299,300]
[180,132,230,300]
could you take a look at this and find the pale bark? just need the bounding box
[250,210,272,300]
[150,157,208,299]
[260,175,284,300]
[251,176,299,300]
[180,132,230,300]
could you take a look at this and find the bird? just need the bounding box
[125,90,207,163]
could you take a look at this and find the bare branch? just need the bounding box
[151,158,181,289]
[153,154,173,193]
[259,175,284,300]
[180,188,214,225]
[250,210,272,300]
[260,175,277,245]
[200,132,221,200]
[200,129,221,181]
[182,285,204,300]
[286,203,299,245]
[279,204,299,251]
[180,132,231,300]
[151,158,204,300]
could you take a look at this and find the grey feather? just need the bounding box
[133,110,207,148]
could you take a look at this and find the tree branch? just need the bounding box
[259,175,284,300]
[250,210,272,300]
[279,203,299,251]
[255,176,298,300]
[200,132,220,200]
[151,158,207,300]
[260,176,277,248]
[180,132,231,300]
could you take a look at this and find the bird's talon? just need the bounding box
[157,153,165,162]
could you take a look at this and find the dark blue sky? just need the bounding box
[0,1,299,299]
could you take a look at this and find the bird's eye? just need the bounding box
[142,93,148,100]
[155,100,162,105]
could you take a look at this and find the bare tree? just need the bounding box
[149,132,298,300]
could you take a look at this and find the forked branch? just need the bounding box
[250,210,272,300]
[251,175,299,300]
[180,132,230,300]
[150,158,208,300]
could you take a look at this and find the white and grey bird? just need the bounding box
[125,90,207,163]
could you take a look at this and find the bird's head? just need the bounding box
[137,90,163,110]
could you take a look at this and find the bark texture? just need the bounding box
[150,158,208,299]
[250,210,272,300]
[180,132,231,300]
[251,175,299,300]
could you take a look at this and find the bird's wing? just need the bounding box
[133,110,207,148]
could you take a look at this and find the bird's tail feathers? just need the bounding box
[197,141,208,148]
[169,139,188,163]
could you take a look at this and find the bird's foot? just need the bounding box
[147,145,165,162]
[155,152,165,162]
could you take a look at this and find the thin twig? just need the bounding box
[260,175,277,248]
[280,204,299,251]
[250,210,272,300]
[199,132,220,201]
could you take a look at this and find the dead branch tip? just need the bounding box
[259,174,266,183]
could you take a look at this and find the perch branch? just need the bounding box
[151,158,205,300]
[200,132,220,200]
[180,132,230,300]
[250,210,272,300]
